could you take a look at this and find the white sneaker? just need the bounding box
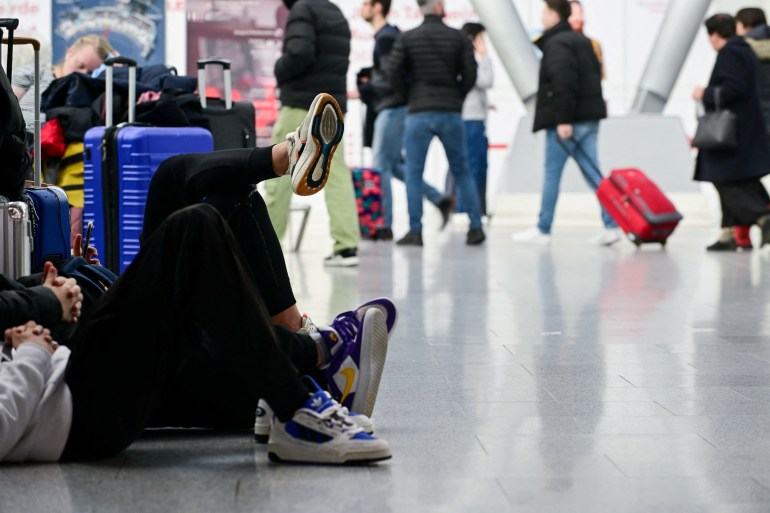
[286,93,344,196]
[323,248,358,267]
[266,380,390,464]
[512,227,551,245]
[254,398,374,443]
[591,228,622,246]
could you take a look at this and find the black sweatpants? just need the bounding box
[142,146,296,315]
[61,204,311,460]
[715,179,770,227]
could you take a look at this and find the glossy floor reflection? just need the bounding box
[4,221,770,513]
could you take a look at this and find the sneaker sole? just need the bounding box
[292,93,344,197]
[356,297,398,335]
[267,446,392,465]
[352,309,389,418]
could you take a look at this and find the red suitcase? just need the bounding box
[597,168,682,247]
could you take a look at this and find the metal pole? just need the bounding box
[471,0,539,113]
[630,0,712,113]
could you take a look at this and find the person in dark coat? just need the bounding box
[694,14,770,250]
[736,8,770,143]
[387,0,485,247]
[511,0,619,247]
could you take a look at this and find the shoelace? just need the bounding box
[317,400,360,433]
[330,311,359,344]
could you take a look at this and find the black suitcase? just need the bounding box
[197,58,256,150]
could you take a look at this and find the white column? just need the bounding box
[631,0,712,113]
[470,0,539,113]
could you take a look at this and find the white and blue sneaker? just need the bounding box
[254,398,373,443]
[267,379,391,464]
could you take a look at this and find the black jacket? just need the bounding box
[359,24,404,113]
[695,37,770,184]
[745,24,770,143]
[274,0,350,112]
[532,21,606,132]
[0,275,61,334]
[387,15,476,114]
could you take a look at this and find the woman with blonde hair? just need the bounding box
[11,35,115,143]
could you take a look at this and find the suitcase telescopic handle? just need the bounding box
[197,57,232,110]
[3,36,42,186]
[104,57,137,126]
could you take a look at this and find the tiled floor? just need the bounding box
[4,219,770,512]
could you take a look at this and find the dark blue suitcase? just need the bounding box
[83,58,213,273]
[25,185,71,270]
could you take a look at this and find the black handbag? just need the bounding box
[692,87,737,150]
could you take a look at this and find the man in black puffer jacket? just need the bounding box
[513,0,619,247]
[387,0,485,247]
[264,0,361,268]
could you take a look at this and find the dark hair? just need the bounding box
[544,0,571,22]
[736,7,767,29]
[461,22,485,40]
[705,13,736,39]
[373,0,392,17]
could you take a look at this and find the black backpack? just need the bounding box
[0,18,31,201]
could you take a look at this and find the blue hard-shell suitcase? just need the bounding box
[25,186,70,270]
[83,58,213,273]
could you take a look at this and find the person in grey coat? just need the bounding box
[694,14,770,250]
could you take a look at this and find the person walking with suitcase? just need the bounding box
[511,0,619,247]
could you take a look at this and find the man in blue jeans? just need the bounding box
[359,0,454,241]
[512,0,619,246]
[387,0,485,246]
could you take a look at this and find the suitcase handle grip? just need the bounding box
[197,58,231,70]
[105,56,137,67]
[197,57,232,110]
[0,18,19,30]
[3,36,39,50]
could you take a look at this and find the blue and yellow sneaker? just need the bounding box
[319,308,389,418]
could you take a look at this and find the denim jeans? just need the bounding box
[373,106,444,229]
[538,121,617,234]
[404,112,482,232]
[448,120,488,215]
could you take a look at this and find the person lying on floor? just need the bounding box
[0,94,395,465]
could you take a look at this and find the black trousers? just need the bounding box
[61,204,311,460]
[140,146,321,430]
[714,179,770,227]
[142,147,296,315]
